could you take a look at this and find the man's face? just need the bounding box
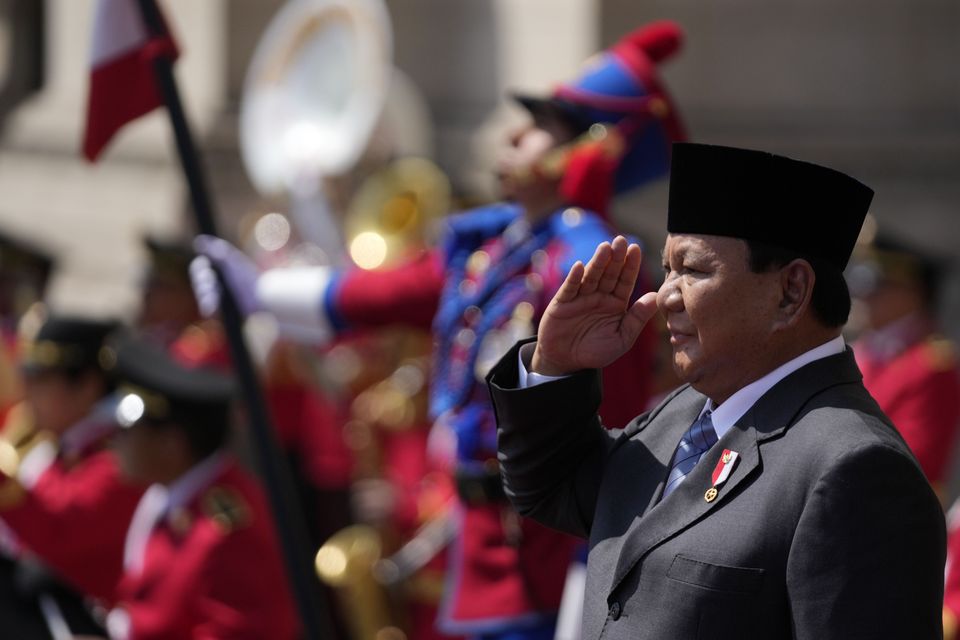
[23,370,102,435]
[138,277,200,333]
[496,114,576,201]
[657,234,783,403]
[112,422,175,484]
[859,280,922,331]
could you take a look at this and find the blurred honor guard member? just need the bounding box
[105,337,299,640]
[0,316,139,636]
[195,22,686,639]
[488,144,945,639]
[0,231,55,420]
[137,236,203,347]
[848,234,960,492]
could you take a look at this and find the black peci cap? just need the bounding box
[667,143,874,270]
[105,336,234,429]
[21,316,120,376]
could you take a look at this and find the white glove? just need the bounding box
[190,235,262,318]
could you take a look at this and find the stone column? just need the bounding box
[0,0,230,316]
[388,0,598,197]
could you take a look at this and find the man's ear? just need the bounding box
[776,259,816,327]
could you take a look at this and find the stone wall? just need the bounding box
[0,0,956,330]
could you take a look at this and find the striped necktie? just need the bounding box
[661,410,718,500]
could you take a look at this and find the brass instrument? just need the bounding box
[315,525,406,640]
[372,507,456,589]
[315,348,429,640]
[314,161,450,638]
[243,3,454,632]
[0,402,50,509]
[343,157,451,270]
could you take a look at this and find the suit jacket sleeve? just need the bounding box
[488,338,633,538]
[786,443,946,639]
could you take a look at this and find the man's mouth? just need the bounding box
[666,323,694,345]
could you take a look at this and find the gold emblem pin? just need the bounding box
[704,487,718,503]
[722,451,733,464]
[168,507,193,535]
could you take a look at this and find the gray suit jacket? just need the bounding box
[488,340,945,640]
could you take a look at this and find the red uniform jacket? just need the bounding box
[111,457,299,640]
[0,431,143,603]
[856,324,960,487]
[323,206,656,634]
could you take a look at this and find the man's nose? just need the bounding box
[657,278,683,312]
[507,125,531,148]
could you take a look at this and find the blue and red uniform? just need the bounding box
[321,202,656,636]
[231,20,687,639]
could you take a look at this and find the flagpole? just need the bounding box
[133,1,332,637]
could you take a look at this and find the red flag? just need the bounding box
[82,0,178,162]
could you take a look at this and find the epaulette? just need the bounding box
[923,335,957,372]
[202,486,251,534]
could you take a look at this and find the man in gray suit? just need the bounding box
[487,143,945,639]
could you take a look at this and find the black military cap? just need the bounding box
[0,232,55,318]
[667,143,874,270]
[21,316,120,376]
[847,232,947,303]
[107,336,234,429]
[0,232,54,278]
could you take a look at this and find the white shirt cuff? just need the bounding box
[256,267,335,345]
[517,343,570,388]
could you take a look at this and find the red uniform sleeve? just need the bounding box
[332,251,445,332]
[191,532,300,640]
[0,452,143,602]
[888,365,960,487]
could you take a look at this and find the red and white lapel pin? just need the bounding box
[704,449,739,503]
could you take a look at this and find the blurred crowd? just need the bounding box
[0,14,958,640]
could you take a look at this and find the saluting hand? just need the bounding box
[531,236,659,376]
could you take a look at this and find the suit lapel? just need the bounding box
[610,419,761,593]
[607,348,864,595]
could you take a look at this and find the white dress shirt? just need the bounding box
[518,336,846,439]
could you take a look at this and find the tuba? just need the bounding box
[241,3,452,640]
[316,155,450,639]
[239,0,393,197]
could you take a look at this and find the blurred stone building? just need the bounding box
[0,0,957,334]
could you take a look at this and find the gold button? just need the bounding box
[456,328,476,349]
[704,487,718,503]
[459,280,477,296]
[561,208,583,227]
[649,97,669,118]
[467,250,491,275]
[463,305,482,325]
